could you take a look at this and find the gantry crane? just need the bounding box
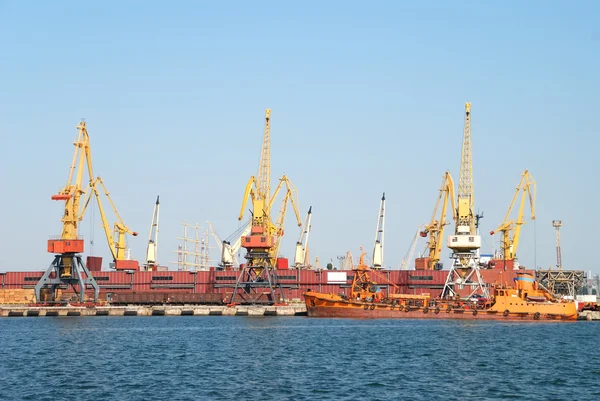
[294,207,312,268]
[35,121,100,303]
[489,170,536,269]
[443,103,488,299]
[83,176,139,270]
[372,193,385,269]
[416,172,456,270]
[145,196,160,271]
[230,109,302,304]
[207,220,251,269]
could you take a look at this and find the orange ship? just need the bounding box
[304,252,577,321]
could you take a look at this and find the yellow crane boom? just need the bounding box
[419,172,457,270]
[81,176,139,269]
[490,170,536,261]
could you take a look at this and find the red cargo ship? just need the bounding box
[303,254,577,321]
[1,256,535,305]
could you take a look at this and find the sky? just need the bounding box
[0,1,598,275]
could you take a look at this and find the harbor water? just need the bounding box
[1,317,599,400]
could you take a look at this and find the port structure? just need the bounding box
[489,170,536,270]
[294,206,312,269]
[144,196,160,271]
[442,103,489,299]
[86,176,139,270]
[207,220,251,269]
[416,172,456,271]
[372,193,385,269]
[231,109,302,304]
[553,220,563,270]
[36,122,100,303]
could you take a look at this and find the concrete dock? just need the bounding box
[0,304,308,317]
[2,305,599,320]
[577,310,600,321]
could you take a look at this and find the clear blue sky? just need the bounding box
[1,1,598,274]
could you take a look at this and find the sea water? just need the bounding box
[0,317,598,400]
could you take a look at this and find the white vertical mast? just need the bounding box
[373,193,385,269]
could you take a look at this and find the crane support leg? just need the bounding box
[35,254,100,303]
[230,263,286,305]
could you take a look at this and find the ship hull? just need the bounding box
[305,293,578,321]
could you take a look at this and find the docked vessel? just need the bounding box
[304,253,577,321]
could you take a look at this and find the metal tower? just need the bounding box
[372,193,385,269]
[231,110,301,304]
[145,196,160,271]
[552,220,562,270]
[36,121,99,303]
[443,103,488,300]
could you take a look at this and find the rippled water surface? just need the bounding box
[1,317,599,400]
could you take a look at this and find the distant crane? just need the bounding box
[145,196,160,271]
[401,226,422,270]
[372,193,385,269]
[443,103,488,299]
[207,220,251,269]
[294,207,312,268]
[489,170,536,269]
[416,172,456,270]
[553,220,563,270]
[36,121,100,303]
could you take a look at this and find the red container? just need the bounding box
[414,257,430,270]
[276,258,289,269]
[86,256,103,271]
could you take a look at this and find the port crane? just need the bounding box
[82,176,139,270]
[231,109,302,304]
[372,193,385,269]
[443,103,489,299]
[400,226,421,270]
[35,121,100,303]
[294,207,312,268]
[489,170,536,269]
[416,172,456,270]
[207,220,251,269]
[145,196,160,271]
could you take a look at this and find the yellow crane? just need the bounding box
[447,102,482,264]
[417,172,456,270]
[82,177,139,270]
[443,103,488,299]
[36,121,100,303]
[232,109,301,304]
[490,170,536,267]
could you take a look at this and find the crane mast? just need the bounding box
[489,170,536,269]
[447,103,482,265]
[231,109,301,304]
[372,193,385,269]
[443,103,488,300]
[294,207,312,268]
[36,121,99,303]
[416,172,456,270]
[257,109,271,205]
[145,196,160,271]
